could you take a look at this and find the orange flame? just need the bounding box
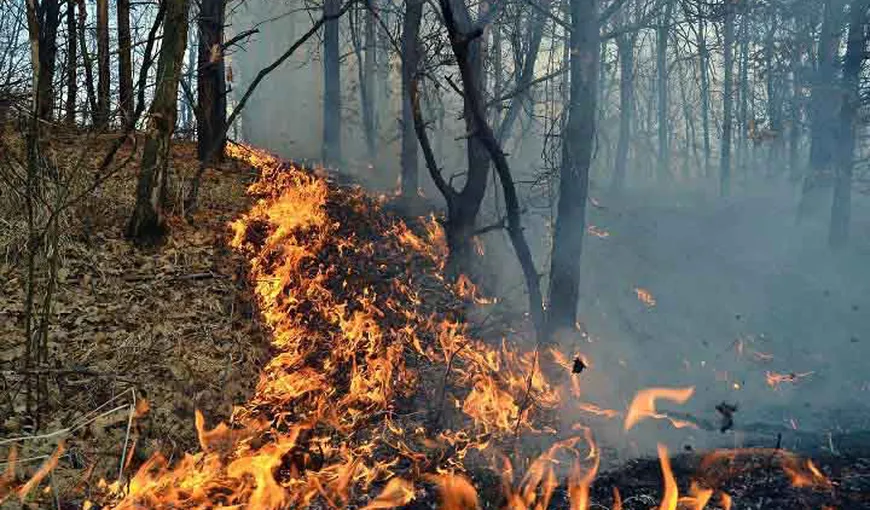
[656,444,678,510]
[634,287,657,307]
[624,387,695,431]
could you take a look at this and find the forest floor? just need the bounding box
[0,129,270,504]
[1,131,870,508]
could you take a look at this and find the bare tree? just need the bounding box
[118,0,134,128]
[95,0,110,128]
[127,0,191,242]
[197,0,228,161]
[323,0,342,166]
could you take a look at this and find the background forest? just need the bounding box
[1,0,869,507]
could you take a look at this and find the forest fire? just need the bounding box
[54,144,838,508]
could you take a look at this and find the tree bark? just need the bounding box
[362,1,378,161]
[95,0,110,128]
[26,0,61,121]
[800,0,844,218]
[322,0,342,166]
[611,32,634,194]
[76,0,97,124]
[65,0,77,124]
[118,0,134,128]
[656,0,673,181]
[547,0,598,339]
[737,5,750,178]
[197,0,227,162]
[829,0,867,246]
[400,0,423,196]
[126,0,191,243]
[698,15,711,177]
[720,1,735,197]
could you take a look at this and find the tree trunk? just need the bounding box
[611,33,634,195]
[95,0,110,128]
[35,0,61,121]
[400,0,423,196]
[698,16,711,177]
[656,0,673,181]
[65,0,77,124]
[126,0,191,243]
[76,0,97,124]
[737,7,750,180]
[322,0,342,166]
[547,0,598,340]
[446,0,490,275]
[800,0,843,218]
[788,17,806,182]
[720,2,735,196]
[829,0,867,246]
[118,0,134,127]
[197,0,227,162]
[362,2,378,161]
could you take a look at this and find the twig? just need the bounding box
[117,388,137,481]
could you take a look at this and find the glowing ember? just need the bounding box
[765,370,814,390]
[587,225,610,238]
[634,288,657,307]
[624,387,695,431]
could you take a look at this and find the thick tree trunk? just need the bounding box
[197,0,227,162]
[720,2,735,196]
[400,0,423,196]
[65,1,77,124]
[829,0,867,246]
[118,0,134,128]
[95,0,110,128]
[322,0,342,166]
[446,0,490,275]
[800,0,843,218]
[611,33,634,195]
[35,0,61,121]
[656,0,673,181]
[126,0,191,243]
[547,0,598,339]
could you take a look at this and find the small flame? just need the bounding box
[624,387,695,431]
[360,478,415,509]
[657,444,678,510]
[634,288,657,307]
[587,225,610,239]
[428,473,480,510]
[765,371,813,390]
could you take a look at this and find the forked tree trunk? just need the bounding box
[127,0,191,243]
[95,0,110,128]
[400,0,423,196]
[322,0,342,166]
[547,0,598,340]
[197,0,227,161]
[65,0,77,124]
[829,0,867,246]
[118,0,135,128]
[720,1,735,196]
